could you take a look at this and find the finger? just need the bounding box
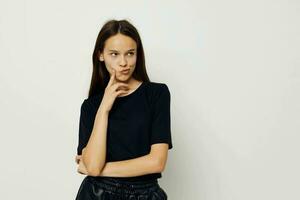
[113,82,129,91]
[107,69,116,87]
[116,90,129,97]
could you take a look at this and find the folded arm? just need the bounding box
[76,143,169,177]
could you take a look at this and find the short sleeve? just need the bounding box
[77,99,93,155]
[150,84,173,149]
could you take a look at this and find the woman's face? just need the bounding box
[99,33,137,83]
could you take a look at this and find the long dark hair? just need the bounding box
[87,19,150,98]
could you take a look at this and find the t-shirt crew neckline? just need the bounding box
[116,81,145,99]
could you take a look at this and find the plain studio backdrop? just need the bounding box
[0,0,299,199]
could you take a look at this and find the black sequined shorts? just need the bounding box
[75,176,168,200]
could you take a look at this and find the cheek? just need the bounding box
[104,60,117,70]
[130,56,137,63]
[128,59,137,69]
[105,58,114,65]
[130,66,136,74]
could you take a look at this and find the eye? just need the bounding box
[127,52,135,56]
[110,53,118,56]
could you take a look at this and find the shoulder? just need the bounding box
[144,81,170,103]
[80,91,104,112]
[145,81,170,92]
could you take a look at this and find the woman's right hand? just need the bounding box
[99,69,129,113]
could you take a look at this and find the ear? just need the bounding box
[98,51,104,61]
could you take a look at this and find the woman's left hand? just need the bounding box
[75,154,107,176]
[75,155,89,175]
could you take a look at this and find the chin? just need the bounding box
[117,74,131,82]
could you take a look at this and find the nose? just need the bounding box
[119,55,127,67]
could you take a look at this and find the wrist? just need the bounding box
[98,105,109,115]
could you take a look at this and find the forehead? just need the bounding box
[104,34,137,51]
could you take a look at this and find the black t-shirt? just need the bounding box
[77,81,173,182]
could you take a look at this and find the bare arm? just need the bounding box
[99,143,169,177]
[99,154,158,177]
[76,143,169,177]
[79,69,129,176]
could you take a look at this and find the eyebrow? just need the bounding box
[108,49,136,52]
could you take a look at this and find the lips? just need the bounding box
[121,69,130,74]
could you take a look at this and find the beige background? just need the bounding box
[0,0,299,199]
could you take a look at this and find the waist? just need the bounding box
[88,175,158,186]
[86,176,159,194]
[91,173,160,182]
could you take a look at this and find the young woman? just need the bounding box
[75,19,173,200]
